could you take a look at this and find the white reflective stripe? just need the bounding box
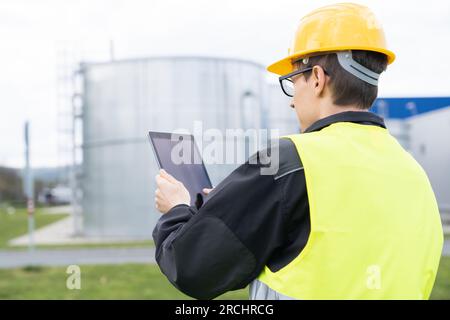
[249,279,296,300]
[336,50,380,86]
[274,167,304,181]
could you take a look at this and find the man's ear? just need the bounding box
[311,65,327,96]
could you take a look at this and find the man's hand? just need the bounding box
[202,188,213,195]
[155,169,190,214]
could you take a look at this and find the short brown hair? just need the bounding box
[298,50,388,109]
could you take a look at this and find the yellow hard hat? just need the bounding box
[267,3,396,75]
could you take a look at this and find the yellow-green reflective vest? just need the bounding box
[257,122,443,299]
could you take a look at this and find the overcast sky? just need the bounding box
[1,0,449,168]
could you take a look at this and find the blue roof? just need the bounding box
[370,97,450,119]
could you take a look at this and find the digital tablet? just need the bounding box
[148,131,213,208]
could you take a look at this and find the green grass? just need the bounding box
[430,256,450,300]
[9,240,155,251]
[0,206,154,250]
[0,207,68,249]
[0,205,448,299]
[0,257,449,299]
[0,264,248,299]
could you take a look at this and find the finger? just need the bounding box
[155,175,162,187]
[155,187,166,199]
[156,174,170,187]
[202,188,213,195]
[155,199,167,214]
[160,169,179,184]
[155,198,164,211]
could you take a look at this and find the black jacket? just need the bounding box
[152,111,386,299]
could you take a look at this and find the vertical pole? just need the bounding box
[71,70,84,236]
[24,121,35,252]
[71,93,80,235]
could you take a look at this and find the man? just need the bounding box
[153,3,443,299]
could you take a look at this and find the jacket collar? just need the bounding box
[303,111,386,133]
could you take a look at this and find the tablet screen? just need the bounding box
[149,131,213,208]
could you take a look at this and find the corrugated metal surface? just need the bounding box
[267,84,300,135]
[80,57,269,237]
[80,55,450,238]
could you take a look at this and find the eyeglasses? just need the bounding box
[279,66,329,97]
[279,67,313,97]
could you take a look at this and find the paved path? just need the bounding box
[0,247,156,269]
[1,241,449,269]
[9,216,148,246]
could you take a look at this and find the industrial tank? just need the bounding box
[80,56,269,237]
[267,83,300,135]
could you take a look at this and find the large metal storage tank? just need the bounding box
[80,57,269,238]
[267,83,300,135]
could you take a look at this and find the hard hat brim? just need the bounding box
[267,47,396,76]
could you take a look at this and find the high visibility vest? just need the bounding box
[257,122,443,299]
